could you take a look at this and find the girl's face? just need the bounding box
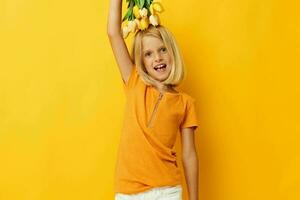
[141,36,172,82]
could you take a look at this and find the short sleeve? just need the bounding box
[180,97,199,131]
[123,66,138,92]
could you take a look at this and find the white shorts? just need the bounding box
[115,185,182,200]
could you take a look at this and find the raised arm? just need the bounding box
[107,0,134,84]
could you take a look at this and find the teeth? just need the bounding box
[154,64,166,70]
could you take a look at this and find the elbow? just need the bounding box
[107,30,115,37]
[107,28,122,38]
[182,155,199,168]
[182,151,198,162]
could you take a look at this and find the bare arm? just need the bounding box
[107,0,133,84]
[181,127,199,200]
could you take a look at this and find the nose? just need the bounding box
[154,53,163,62]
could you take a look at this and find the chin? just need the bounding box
[148,68,171,82]
[153,73,169,82]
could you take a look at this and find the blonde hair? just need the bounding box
[131,25,185,87]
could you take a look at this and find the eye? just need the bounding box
[160,47,167,52]
[145,52,152,57]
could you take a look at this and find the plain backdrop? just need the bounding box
[0,0,299,199]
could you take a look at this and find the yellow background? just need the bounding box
[0,0,299,199]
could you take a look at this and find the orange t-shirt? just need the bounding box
[114,66,199,194]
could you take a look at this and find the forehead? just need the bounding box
[142,36,165,51]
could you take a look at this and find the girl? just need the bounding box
[107,0,199,199]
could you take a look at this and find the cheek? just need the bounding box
[163,53,172,62]
[166,56,173,66]
[143,58,152,68]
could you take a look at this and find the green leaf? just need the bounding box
[129,13,134,21]
[145,0,149,7]
[135,0,140,8]
[130,0,134,8]
[135,0,145,8]
[122,8,132,21]
[140,0,145,8]
[127,0,134,8]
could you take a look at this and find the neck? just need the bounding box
[153,83,175,93]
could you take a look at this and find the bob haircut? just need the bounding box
[131,25,186,87]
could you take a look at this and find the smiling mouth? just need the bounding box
[154,64,167,72]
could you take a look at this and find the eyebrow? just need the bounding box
[143,45,166,53]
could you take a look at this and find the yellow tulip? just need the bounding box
[134,19,140,29]
[139,8,148,18]
[150,4,154,15]
[139,17,149,30]
[152,2,164,13]
[149,15,160,26]
[122,26,130,38]
[122,20,128,27]
[128,20,137,33]
[133,5,141,19]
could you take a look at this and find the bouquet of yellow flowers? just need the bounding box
[122,0,164,38]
